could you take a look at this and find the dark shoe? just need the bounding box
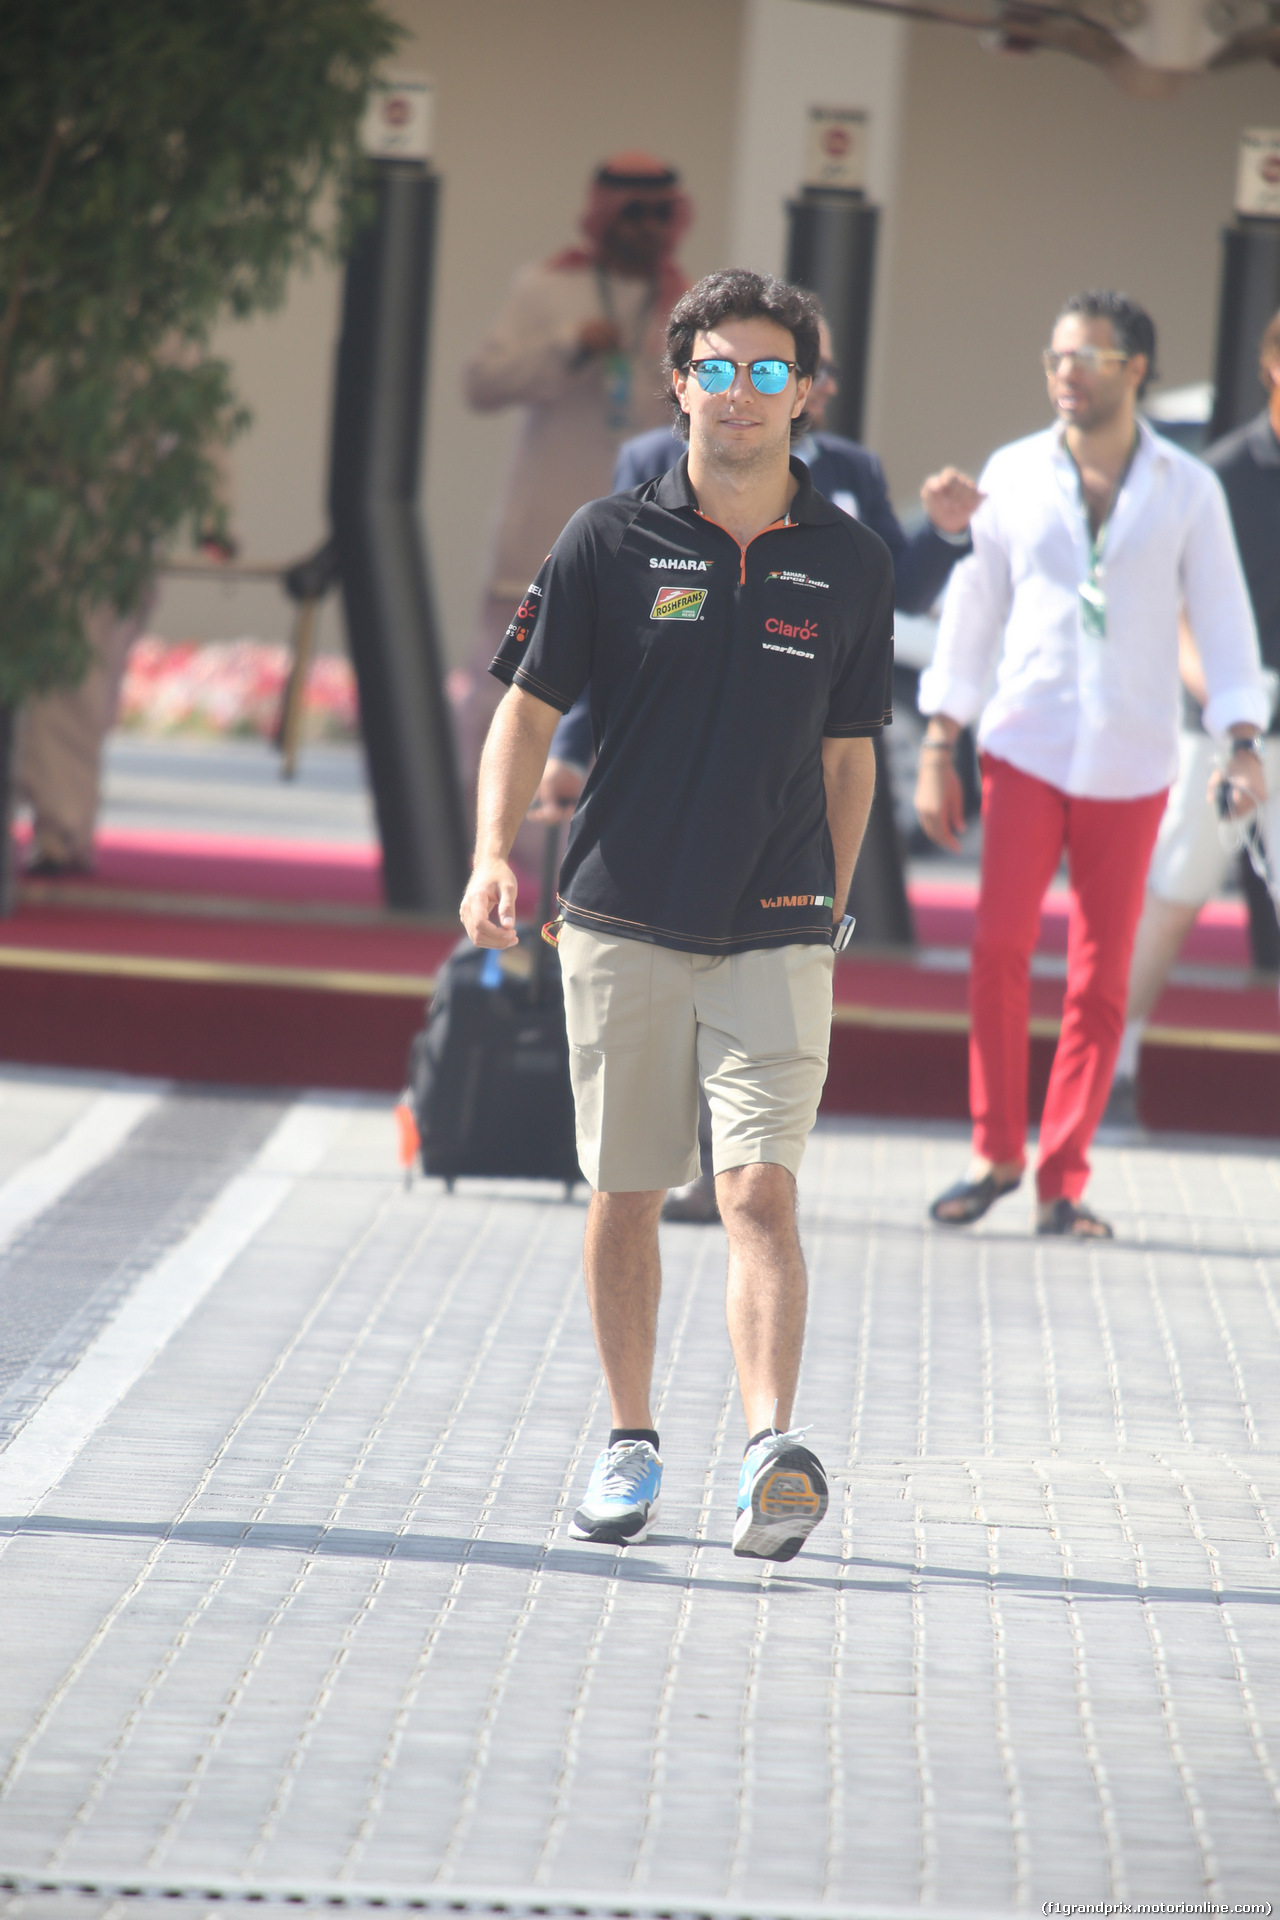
[661,1169,720,1223]
[23,854,93,880]
[1036,1198,1114,1239]
[1101,1075,1139,1128]
[929,1170,1021,1226]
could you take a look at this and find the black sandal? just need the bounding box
[1035,1198,1113,1239]
[929,1171,1022,1226]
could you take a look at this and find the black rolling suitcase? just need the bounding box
[408,827,581,1193]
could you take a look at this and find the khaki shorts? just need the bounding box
[557,923,835,1193]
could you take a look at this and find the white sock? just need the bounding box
[1114,1020,1144,1082]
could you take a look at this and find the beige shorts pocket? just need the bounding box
[728,943,834,1059]
[558,923,654,1055]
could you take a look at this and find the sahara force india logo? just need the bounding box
[651,585,708,621]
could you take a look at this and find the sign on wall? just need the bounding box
[360,75,434,163]
[803,107,868,194]
[1235,128,1280,219]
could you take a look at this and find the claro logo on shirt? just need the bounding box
[651,585,708,621]
[761,893,835,909]
[763,615,817,660]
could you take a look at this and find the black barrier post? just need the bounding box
[1207,155,1280,970]
[785,186,878,443]
[1208,221,1280,444]
[329,159,468,913]
[786,186,913,947]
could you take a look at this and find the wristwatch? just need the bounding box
[832,913,857,952]
[1230,735,1264,758]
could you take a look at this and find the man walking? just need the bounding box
[1106,307,1280,1123]
[915,291,1266,1237]
[532,318,981,1223]
[460,270,893,1559]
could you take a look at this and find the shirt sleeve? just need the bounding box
[823,537,895,737]
[1180,465,1270,737]
[917,463,1010,725]
[488,505,599,714]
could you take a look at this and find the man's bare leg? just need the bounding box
[718,1160,828,1561]
[1107,892,1201,1106]
[717,1162,807,1436]
[1126,891,1200,1024]
[582,1190,665,1429]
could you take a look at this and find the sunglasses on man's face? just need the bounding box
[617,198,676,223]
[1042,345,1130,376]
[687,357,798,396]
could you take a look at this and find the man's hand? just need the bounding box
[576,317,621,358]
[921,468,984,536]
[914,738,966,851]
[529,757,585,822]
[1210,746,1266,821]
[460,857,521,949]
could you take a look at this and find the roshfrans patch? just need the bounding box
[651,585,708,621]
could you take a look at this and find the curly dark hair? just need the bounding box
[663,269,822,442]
[1057,290,1158,397]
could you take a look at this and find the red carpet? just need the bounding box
[2,833,1277,1137]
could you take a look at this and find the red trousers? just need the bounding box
[970,756,1167,1202]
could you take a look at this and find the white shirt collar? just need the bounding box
[1048,413,1167,471]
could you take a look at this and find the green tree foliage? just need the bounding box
[0,0,401,704]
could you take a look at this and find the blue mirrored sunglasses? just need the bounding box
[688,357,797,396]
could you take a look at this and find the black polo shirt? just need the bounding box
[489,455,894,956]
[1204,411,1280,733]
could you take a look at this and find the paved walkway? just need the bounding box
[98,738,377,844]
[0,1073,1278,1918]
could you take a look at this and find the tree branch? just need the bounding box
[0,116,67,419]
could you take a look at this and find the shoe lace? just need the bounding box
[746,1422,813,1464]
[598,1442,655,1497]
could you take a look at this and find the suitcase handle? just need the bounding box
[531,822,562,1004]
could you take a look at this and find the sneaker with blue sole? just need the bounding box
[569,1439,661,1544]
[732,1428,828,1562]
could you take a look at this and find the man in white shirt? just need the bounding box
[914,291,1267,1237]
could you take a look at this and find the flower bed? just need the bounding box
[119,637,359,740]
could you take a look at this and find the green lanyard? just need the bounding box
[595,268,656,436]
[1073,429,1139,640]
